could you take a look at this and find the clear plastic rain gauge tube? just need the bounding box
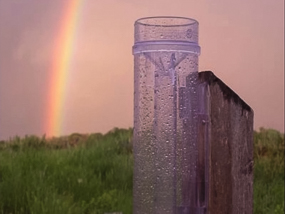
[133,17,205,214]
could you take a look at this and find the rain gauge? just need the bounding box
[133,17,208,214]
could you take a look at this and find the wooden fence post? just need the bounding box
[199,71,254,214]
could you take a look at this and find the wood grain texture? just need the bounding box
[199,71,254,214]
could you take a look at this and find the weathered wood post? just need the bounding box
[198,71,254,214]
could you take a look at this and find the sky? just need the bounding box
[0,0,284,140]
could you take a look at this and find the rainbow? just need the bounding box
[46,0,84,137]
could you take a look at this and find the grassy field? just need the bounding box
[253,128,284,214]
[0,127,284,214]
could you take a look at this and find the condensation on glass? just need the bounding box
[133,16,208,214]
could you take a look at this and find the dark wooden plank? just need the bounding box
[199,71,254,214]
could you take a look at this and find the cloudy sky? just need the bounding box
[0,0,284,140]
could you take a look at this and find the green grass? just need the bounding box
[253,128,284,214]
[0,128,133,214]
[0,127,283,214]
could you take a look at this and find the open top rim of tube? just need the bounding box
[135,16,199,27]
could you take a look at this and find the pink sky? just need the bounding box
[0,0,284,140]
